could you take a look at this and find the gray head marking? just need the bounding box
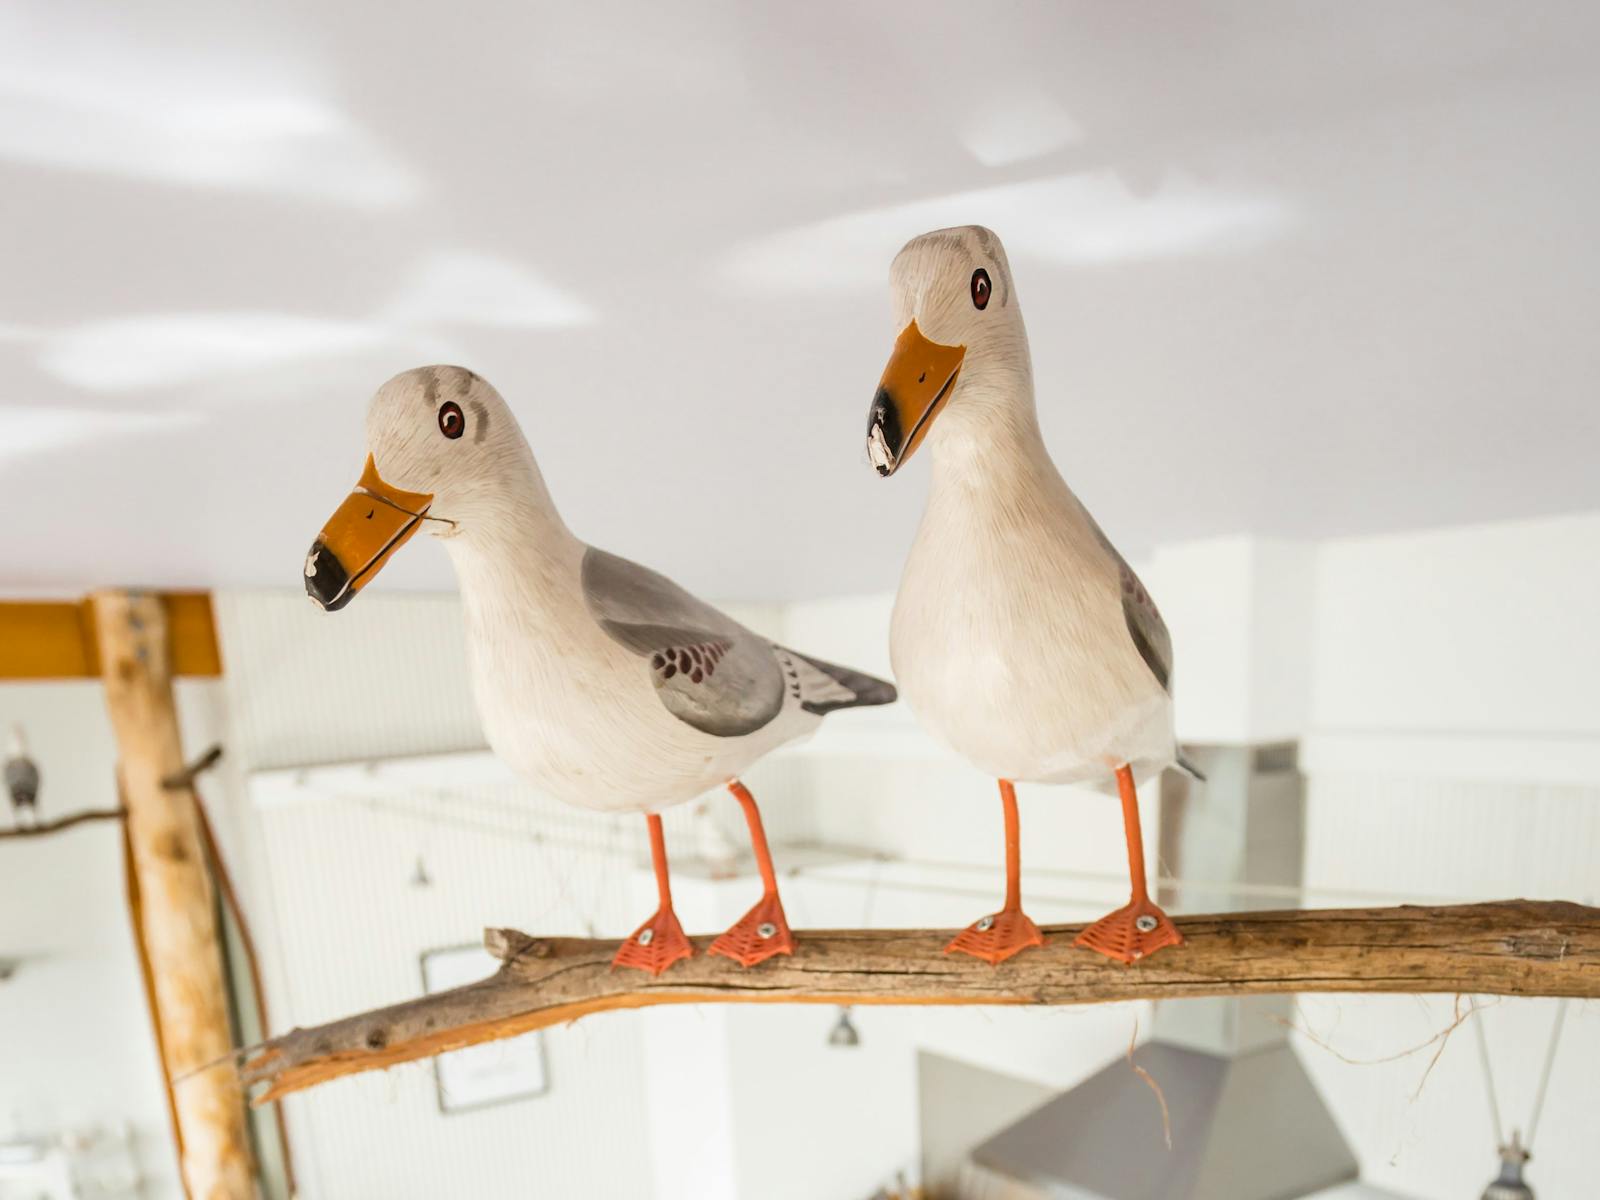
[417,365,481,410]
[469,399,488,443]
[925,232,970,260]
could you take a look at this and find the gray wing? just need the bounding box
[1084,512,1172,693]
[580,547,786,737]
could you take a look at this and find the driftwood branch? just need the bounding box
[0,807,125,839]
[241,900,1600,1103]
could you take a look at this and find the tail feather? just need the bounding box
[1176,750,1207,782]
[785,648,897,716]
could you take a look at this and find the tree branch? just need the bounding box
[241,900,1600,1104]
[0,808,125,839]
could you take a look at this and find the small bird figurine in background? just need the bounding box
[865,225,1200,966]
[5,725,40,830]
[304,367,896,974]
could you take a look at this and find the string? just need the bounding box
[301,785,1469,921]
[1472,994,1570,1152]
[1471,1000,1505,1149]
[287,776,1468,906]
[1525,998,1568,1148]
[356,486,458,528]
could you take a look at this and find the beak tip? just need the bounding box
[303,539,354,611]
[867,390,902,477]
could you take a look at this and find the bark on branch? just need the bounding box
[241,900,1600,1104]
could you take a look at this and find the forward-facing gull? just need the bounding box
[865,225,1200,965]
[304,366,895,973]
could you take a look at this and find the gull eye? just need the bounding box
[970,268,992,311]
[438,401,465,440]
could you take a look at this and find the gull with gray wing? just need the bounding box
[865,226,1198,966]
[304,366,895,974]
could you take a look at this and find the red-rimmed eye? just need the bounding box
[971,268,992,311]
[438,401,465,440]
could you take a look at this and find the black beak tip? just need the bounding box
[867,386,903,479]
[304,539,353,611]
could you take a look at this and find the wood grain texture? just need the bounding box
[93,591,256,1199]
[241,900,1600,1104]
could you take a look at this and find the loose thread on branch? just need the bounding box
[1128,1017,1173,1151]
[1274,994,1495,1101]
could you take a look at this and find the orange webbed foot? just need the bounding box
[944,907,1045,965]
[1074,898,1182,965]
[708,892,795,967]
[612,907,694,975]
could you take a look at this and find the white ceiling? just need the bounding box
[5,2,1599,601]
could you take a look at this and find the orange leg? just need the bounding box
[1074,765,1183,964]
[612,813,695,975]
[945,780,1045,964]
[708,780,796,967]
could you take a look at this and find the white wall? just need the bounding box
[0,679,230,1200]
[1310,513,1600,739]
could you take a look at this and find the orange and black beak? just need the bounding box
[304,455,433,611]
[866,319,966,477]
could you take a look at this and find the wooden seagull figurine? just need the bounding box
[865,225,1197,966]
[305,366,895,973]
[5,725,40,830]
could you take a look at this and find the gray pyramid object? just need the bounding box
[971,1040,1357,1200]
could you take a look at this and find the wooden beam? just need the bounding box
[0,593,220,680]
[240,899,1600,1103]
[92,591,256,1199]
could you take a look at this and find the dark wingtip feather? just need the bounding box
[790,650,897,716]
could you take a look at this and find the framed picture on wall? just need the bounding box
[420,944,549,1114]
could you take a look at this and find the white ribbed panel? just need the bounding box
[214,590,484,771]
[1306,774,1600,902]
[253,778,654,1200]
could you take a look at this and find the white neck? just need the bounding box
[439,445,582,627]
[925,341,1056,499]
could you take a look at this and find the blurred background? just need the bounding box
[2,3,1597,1198]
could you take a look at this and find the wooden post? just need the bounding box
[91,591,257,1200]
